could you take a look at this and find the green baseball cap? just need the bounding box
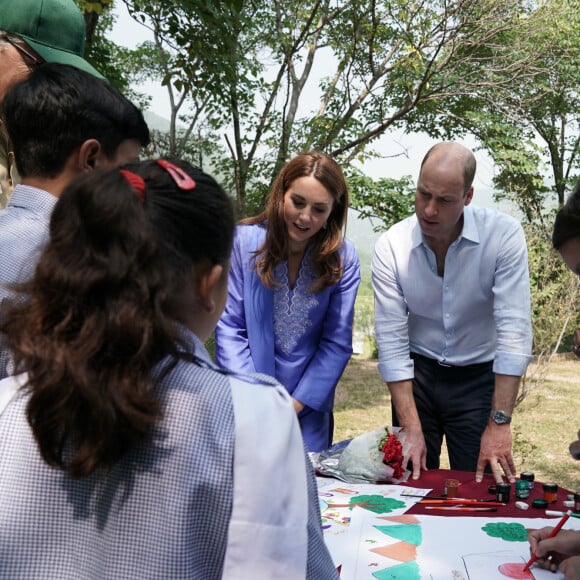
[0,0,104,79]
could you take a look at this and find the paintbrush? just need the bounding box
[399,492,447,499]
[419,499,505,506]
[424,506,498,512]
[523,510,571,572]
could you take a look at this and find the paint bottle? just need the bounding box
[515,480,530,499]
[520,471,535,490]
[496,482,511,503]
[542,482,558,503]
[444,478,460,499]
[574,492,580,513]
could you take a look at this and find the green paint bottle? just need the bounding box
[516,479,530,499]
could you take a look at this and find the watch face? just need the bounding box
[491,411,511,424]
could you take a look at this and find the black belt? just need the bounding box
[411,352,493,371]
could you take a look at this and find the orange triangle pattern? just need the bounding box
[377,515,420,525]
[370,541,417,562]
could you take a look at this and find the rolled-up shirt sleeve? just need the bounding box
[492,220,533,376]
[372,232,414,383]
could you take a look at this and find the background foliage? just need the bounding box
[75,0,580,375]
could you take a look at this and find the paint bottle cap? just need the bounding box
[515,501,529,510]
[520,472,535,482]
[542,482,558,492]
[563,500,574,508]
[496,482,511,503]
[532,499,548,509]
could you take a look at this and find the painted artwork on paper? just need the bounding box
[338,510,580,580]
[315,479,432,568]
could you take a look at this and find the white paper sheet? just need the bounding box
[339,511,580,580]
[316,478,432,568]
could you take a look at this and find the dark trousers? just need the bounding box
[392,353,494,471]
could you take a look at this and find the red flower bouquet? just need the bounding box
[312,426,410,484]
[378,428,404,480]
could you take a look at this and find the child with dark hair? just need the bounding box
[525,180,580,580]
[0,159,338,579]
[0,62,150,380]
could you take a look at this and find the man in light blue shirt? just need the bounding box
[372,141,532,484]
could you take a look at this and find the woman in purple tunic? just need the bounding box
[215,152,361,452]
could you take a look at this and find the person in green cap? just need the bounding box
[0,0,103,206]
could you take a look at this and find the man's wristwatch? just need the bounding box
[489,410,512,425]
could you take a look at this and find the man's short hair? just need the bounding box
[2,63,150,178]
[420,142,477,194]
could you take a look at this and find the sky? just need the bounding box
[109,3,503,211]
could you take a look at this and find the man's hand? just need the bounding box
[386,379,427,480]
[477,373,520,482]
[401,428,428,480]
[475,422,516,483]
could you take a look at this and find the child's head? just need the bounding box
[3,63,149,178]
[2,159,234,478]
[46,158,234,332]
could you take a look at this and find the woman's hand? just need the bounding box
[291,397,305,414]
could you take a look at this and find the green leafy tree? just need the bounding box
[112,0,540,218]
[74,0,150,105]
[416,0,579,220]
[347,171,415,232]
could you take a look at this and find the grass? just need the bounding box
[334,356,580,492]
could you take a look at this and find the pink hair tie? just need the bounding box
[119,169,146,203]
[156,159,196,190]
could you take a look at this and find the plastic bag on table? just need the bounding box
[310,426,410,484]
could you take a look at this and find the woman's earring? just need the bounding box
[323,221,328,230]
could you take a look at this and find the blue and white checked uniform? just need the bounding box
[0,328,338,579]
[0,184,56,378]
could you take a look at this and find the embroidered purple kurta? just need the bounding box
[215,223,361,452]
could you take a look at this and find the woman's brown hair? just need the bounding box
[243,151,349,293]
